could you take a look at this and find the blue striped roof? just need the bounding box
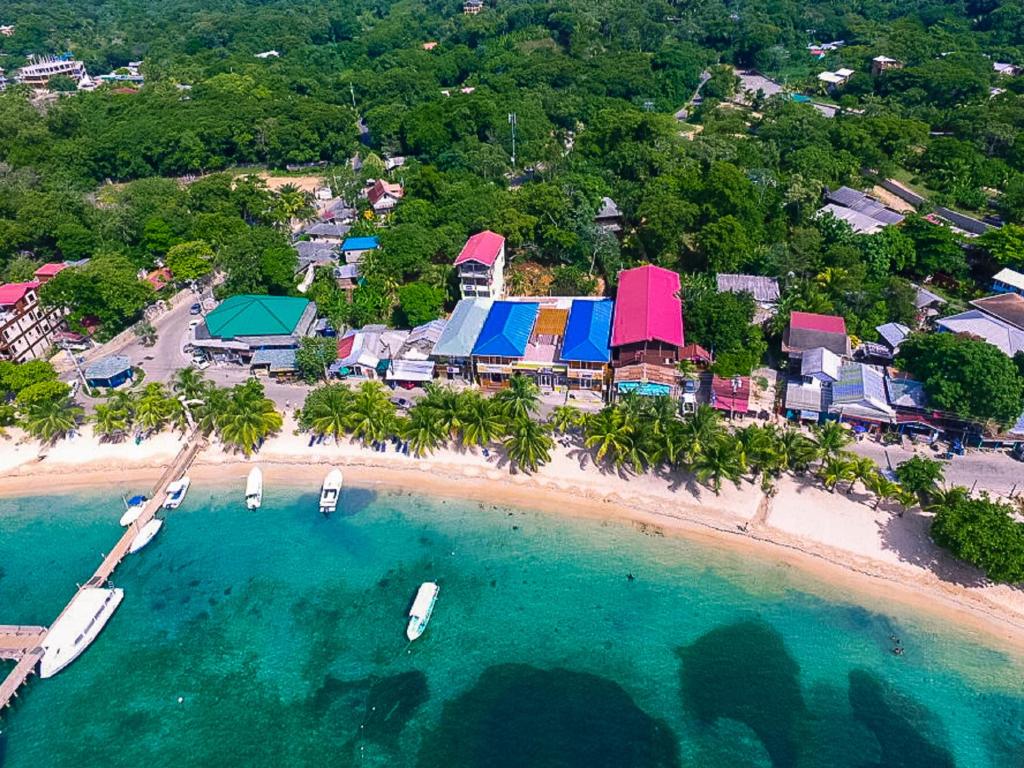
[472,301,539,357]
[340,236,379,252]
[561,299,613,363]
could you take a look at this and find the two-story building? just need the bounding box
[0,281,64,362]
[609,265,685,397]
[16,57,88,89]
[455,230,506,299]
[430,297,493,382]
[472,301,539,390]
[560,299,613,397]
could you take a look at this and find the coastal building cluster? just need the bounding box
[0,55,143,93]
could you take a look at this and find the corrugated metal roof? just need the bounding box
[885,377,928,410]
[454,230,504,267]
[432,298,493,357]
[831,363,892,415]
[561,299,613,363]
[716,274,781,303]
[472,301,539,357]
[800,346,841,381]
[533,307,568,336]
[204,295,310,340]
[611,265,683,347]
[936,310,1024,356]
[875,322,910,349]
[251,348,298,372]
[993,268,1024,293]
[85,354,132,380]
[340,236,379,252]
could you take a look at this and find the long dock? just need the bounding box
[0,433,206,714]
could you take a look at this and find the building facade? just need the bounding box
[0,281,64,362]
[455,230,506,299]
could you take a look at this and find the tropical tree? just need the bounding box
[737,424,783,480]
[848,456,879,494]
[419,384,465,439]
[346,381,397,444]
[402,408,448,456]
[818,454,857,493]
[217,380,283,455]
[776,429,818,473]
[300,384,352,442]
[494,375,540,422]
[194,384,229,436]
[503,416,554,474]
[134,320,158,347]
[811,421,851,461]
[134,383,177,434]
[691,434,746,496]
[861,472,901,510]
[23,397,83,444]
[92,401,132,442]
[584,407,634,468]
[895,455,945,498]
[673,404,724,466]
[459,393,505,447]
[172,367,207,402]
[549,405,583,435]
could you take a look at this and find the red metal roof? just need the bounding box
[336,333,356,360]
[711,374,751,414]
[0,281,39,306]
[145,267,173,291]
[680,343,712,363]
[454,230,505,267]
[367,179,404,205]
[610,265,684,347]
[34,262,67,278]
[790,311,846,335]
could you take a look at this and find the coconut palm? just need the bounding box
[818,454,856,493]
[217,381,283,456]
[584,407,634,467]
[861,472,901,510]
[848,456,879,494]
[134,383,176,434]
[736,424,783,481]
[673,404,724,466]
[549,405,583,435]
[301,384,352,442]
[194,383,229,436]
[459,393,505,447]
[23,397,83,444]
[92,401,132,442]
[172,367,207,401]
[494,374,540,422]
[776,429,818,473]
[925,485,971,513]
[346,381,397,444]
[691,435,746,496]
[402,408,447,457]
[503,416,554,474]
[811,421,851,461]
[419,384,464,439]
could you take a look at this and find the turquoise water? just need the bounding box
[1,483,1023,767]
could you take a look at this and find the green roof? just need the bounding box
[204,295,310,340]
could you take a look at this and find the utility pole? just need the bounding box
[507,112,517,169]
[350,83,356,110]
[65,347,88,390]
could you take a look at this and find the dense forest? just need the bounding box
[1,0,1024,354]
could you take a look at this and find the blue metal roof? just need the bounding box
[85,354,132,380]
[472,301,539,357]
[561,299,613,363]
[340,236,379,252]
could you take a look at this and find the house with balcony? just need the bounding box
[430,298,493,382]
[509,304,570,391]
[610,265,685,397]
[366,179,404,214]
[471,301,540,389]
[455,230,505,299]
[782,311,850,365]
[560,299,613,397]
[339,236,379,265]
[16,56,88,89]
[0,281,64,363]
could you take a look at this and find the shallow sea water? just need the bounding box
[1,482,1022,767]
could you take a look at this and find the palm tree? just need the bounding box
[172,367,207,402]
[459,393,505,447]
[691,435,746,496]
[301,384,352,442]
[217,381,283,456]
[673,404,724,466]
[676,359,699,381]
[549,405,582,435]
[92,402,132,442]
[925,485,971,513]
[134,383,175,434]
[811,421,851,462]
[23,398,83,444]
[194,383,229,436]
[503,416,554,474]
[861,472,900,510]
[346,381,397,444]
[402,408,447,457]
[584,407,634,468]
[737,424,783,482]
[494,374,540,422]
[818,454,856,493]
[134,320,158,347]
[420,384,465,440]
[848,456,878,494]
[776,429,818,474]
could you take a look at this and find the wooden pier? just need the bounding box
[0,433,206,714]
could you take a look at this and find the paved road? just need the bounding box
[122,291,206,383]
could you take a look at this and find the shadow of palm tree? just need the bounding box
[876,509,990,588]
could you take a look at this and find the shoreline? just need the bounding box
[2,426,1024,659]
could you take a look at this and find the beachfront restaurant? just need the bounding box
[472,301,540,390]
[430,298,493,382]
[559,298,613,398]
[192,295,316,365]
[509,305,570,392]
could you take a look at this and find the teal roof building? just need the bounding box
[204,295,311,340]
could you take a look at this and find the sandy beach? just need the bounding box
[2,418,1024,655]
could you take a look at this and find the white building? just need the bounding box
[0,281,64,362]
[454,230,505,299]
[16,57,88,89]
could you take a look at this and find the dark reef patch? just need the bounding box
[311,670,428,747]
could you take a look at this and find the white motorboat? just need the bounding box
[119,495,148,526]
[406,582,439,642]
[245,467,263,510]
[319,468,343,515]
[40,587,124,678]
[128,518,163,553]
[162,477,191,509]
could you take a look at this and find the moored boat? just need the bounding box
[119,495,148,526]
[39,587,124,678]
[319,469,343,515]
[245,467,263,510]
[128,518,163,553]
[162,477,191,509]
[406,582,439,642]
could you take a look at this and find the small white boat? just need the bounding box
[162,477,191,509]
[40,587,124,678]
[406,582,439,642]
[245,467,263,510]
[119,495,148,526]
[128,518,163,553]
[319,468,343,515]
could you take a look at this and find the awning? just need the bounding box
[616,381,671,396]
[386,359,435,382]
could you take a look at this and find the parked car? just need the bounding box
[1012,444,1024,462]
[189,303,202,315]
[390,396,414,411]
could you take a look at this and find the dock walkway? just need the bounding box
[0,433,206,714]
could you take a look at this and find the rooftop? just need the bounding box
[455,230,505,267]
[715,273,780,303]
[432,298,494,358]
[784,312,849,357]
[875,322,911,350]
[936,310,1024,357]
[791,311,846,334]
[561,299,613,363]
[993,268,1024,293]
[472,301,540,357]
[85,354,132,380]
[800,346,841,381]
[0,281,39,306]
[34,262,68,278]
[970,293,1024,331]
[250,348,297,372]
[610,265,684,348]
[340,236,380,252]
[831,362,893,418]
[204,295,311,340]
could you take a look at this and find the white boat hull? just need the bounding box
[162,477,191,509]
[40,587,124,678]
[119,500,147,527]
[319,469,343,514]
[129,518,163,553]
[406,582,439,642]
[245,467,263,510]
